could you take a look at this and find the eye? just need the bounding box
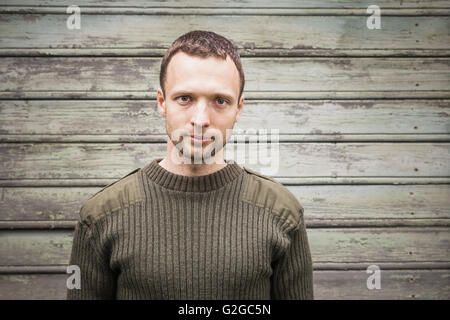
[216,97,228,106]
[177,95,191,104]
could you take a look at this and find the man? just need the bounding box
[67,30,313,300]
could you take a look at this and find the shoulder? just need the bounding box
[241,166,304,230]
[79,168,143,225]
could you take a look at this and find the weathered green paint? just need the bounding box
[1,142,449,179]
[1,100,449,137]
[1,228,449,265]
[1,0,449,8]
[1,58,449,95]
[0,187,98,221]
[1,185,449,223]
[0,0,449,300]
[1,270,449,299]
[1,15,449,51]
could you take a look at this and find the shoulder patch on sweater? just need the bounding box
[80,168,143,225]
[241,166,304,230]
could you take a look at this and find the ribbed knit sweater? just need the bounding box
[66,158,313,300]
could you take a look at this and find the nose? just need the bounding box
[190,99,210,131]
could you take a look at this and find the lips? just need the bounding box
[187,135,214,144]
[190,135,212,140]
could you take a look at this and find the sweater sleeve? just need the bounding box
[66,220,117,300]
[270,209,314,300]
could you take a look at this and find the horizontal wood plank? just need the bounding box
[1,142,449,179]
[3,134,450,143]
[2,0,449,9]
[1,15,449,52]
[5,262,450,273]
[1,58,449,99]
[1,228,448,265]
[2,177,450,186]
[4,49,450,58]
[3,91,450,100]
[314,269,450,299]
[2,219,450,229]
[1,100,449,139]
[1,185,449,223]
[1,270,449,299]
[2,8,450,16]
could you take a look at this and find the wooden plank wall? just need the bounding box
[0,0,449,299]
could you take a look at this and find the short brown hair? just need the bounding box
[159,30,245,102]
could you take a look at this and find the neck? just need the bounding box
[142,157,243,192]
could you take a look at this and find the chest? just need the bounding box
[108,206,279,298]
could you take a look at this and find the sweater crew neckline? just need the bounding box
[142,157,244,192]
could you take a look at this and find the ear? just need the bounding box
[156,87,166,117]
[235,94,244,123]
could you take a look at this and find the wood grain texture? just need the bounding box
[2,0,450,8]
[1,0,449,300]
[1,100,449,139]
[1,142,449,179]
[0,269,449,299]
[1,228,448,265]
[1,14,449,52]
[1,185,449,223]
[314,269,450,299]
[1,58,449,99]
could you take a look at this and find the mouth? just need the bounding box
[189,135,213,144]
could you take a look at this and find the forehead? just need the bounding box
[165,51,240,95]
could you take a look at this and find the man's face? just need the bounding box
[157,51,244,164]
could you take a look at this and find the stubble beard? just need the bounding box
[167,127,227,165]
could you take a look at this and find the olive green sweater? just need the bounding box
[66,158,313,300]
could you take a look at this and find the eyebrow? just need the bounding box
[171,91,235,102]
